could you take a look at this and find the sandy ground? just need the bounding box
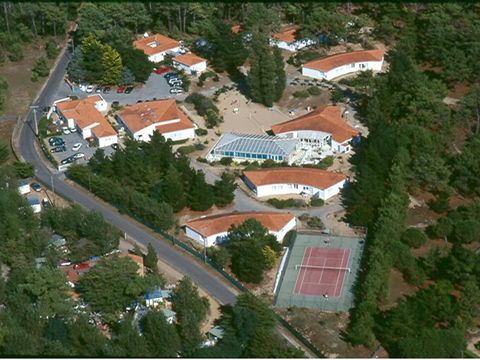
[216,90,290,134]
[119,238,222,333]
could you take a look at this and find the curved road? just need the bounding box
[18,48,238,305]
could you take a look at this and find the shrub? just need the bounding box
[46,40,59,59]
[207,247,230,268]
[293,90,310,98]
[185,93,218,116]
[310,198,324,207]
[32,56,50,81]
[287,51,320,67]
[306,216,324,229]
[194,143,205,151]
[452,219,480,244]
[307,86,321,96]
[7,42,24,61]
[401,228,428,248]
[267,198,305,209]
[282,230,297,247]
[177,145,196,155]
[318,156,334,169]
[205,108,222,128]
[197,157,208,163]
[427,217,453,239]
[427,192,450,213]
[219,157,232,166]
[195,128,208,136]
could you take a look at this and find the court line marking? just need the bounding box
[332,248,347,297]
[293,247,310,294]
[298,247,313,294]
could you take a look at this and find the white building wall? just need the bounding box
[253,179,347,201]
[162,127,195,142]
[173,60,207,75]
[148,47,182,63]
[80,127,93,139]
[332,139,352,153]
[303,59,383,81]
[18,184,30,195]
[186,219,297,248]
[96,134,118,148]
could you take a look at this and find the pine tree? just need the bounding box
[161,165,186,212]
[247,34,280,107]
[81,33,104,83]
[144,243,159,274]
[273,47,286,101]
[101,44,122,85]
[188,171,214,211]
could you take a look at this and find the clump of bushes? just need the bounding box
[195,128,208,136]
[401,228,428,248]
[310,198,324,207]
[307,86,321,95]
[293,90,310,99]
[185,92,223,128]
[219,157,233,166]
[267,198,305,209]
[197,71,219,87]
[287,50,321,67]
[427,192,450,213]
[31,56,50,82]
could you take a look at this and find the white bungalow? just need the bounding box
[115,99,195,143]
[270,26,314,52]
[27,194,42,213]
[302,49,385,81]
[185,212,296,248]
[133,33,181,63]
[243,167,347,200]
[173,53,207,75]
[54,95,117,148]
[18,179,31,195]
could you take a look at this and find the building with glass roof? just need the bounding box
[206,132,300,164]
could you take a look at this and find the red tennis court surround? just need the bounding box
[294,247,350,297]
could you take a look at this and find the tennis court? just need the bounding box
[275,232,365,311]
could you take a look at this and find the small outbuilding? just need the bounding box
[18,179,31,195]
[173,53,207,75]
[27,194,41,213]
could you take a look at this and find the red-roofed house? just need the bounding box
[133,33,181,63]
[271,105,358,153]
[243,168,347,200]
[173,53,207,75]
[116,99,195,142]
[185,212,296,247]
[54,95,118,148]
[270,26,315,52]
[302,49,385,81]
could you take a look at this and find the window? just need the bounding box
[351,63,355,68]
[294,184,298,189]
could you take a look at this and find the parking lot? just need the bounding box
[52,72,187,106]
[47,131,115,167]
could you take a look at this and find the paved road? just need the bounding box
[18,48,238,305]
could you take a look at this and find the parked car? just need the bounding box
[72,152,85,160]
[61,157,74,165]
[111,101,120,108]
[73,263,90,270]
[86,85,94,93]
[164,72,179,79]
[125,86,134,94]
[50,145,66,153]
[117,85,126,93]
[111,143,119,150]
[42,198,52,209]
[49,139,65,147]
[49,137,64,146]
[103,86,111,93]
[95,86,103,93]
[153,66,171,74]
[168,79,183,87]
[31,182,42,192]
[72,143,82,151]
[69,126,77,133]
[169,87,184,95]
[61,126,71,135]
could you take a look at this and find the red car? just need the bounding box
[117,85,126,93]
[153,66,171,75]
[73,263,90,270]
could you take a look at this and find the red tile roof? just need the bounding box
[56,97,116,138]
[304,49,385,72]
[173,53,206,67]
[133,34,180,56]
[231,24,242,34]
[244,167,346,191]
[271,105,358,143]
[186,212,295,238]
[117,99,194,135]
[272,26,298,43]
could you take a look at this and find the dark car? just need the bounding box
[61,156,74,165]
[48,136,64,145]
[31,182,42,192]
[49,138,65,147]
[125,86,134,94]
[103,86,111,93]
[50,145,66,153]
[111,101,120,108]
[164,72,179,79]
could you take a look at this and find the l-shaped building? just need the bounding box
[243,167,347,200]
[184,211,296,247]
[271,105,359,153]
[302,49,385,81]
